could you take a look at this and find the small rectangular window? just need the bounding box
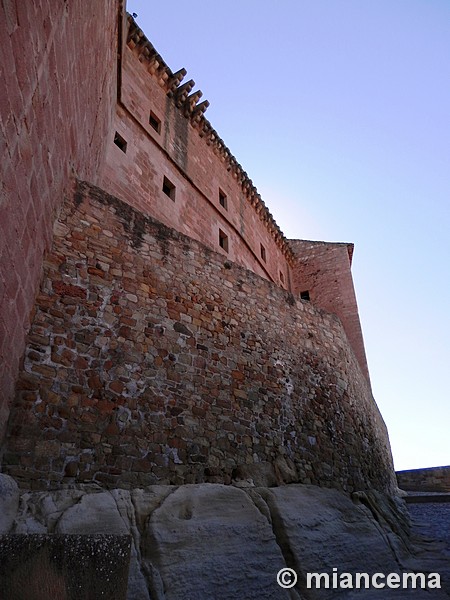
[114,132,127,153]
[300,290,310,301]
[219,189,228,210]
[162,176,176,200]
[260,243,266,262]
[149,111,161,133]
[279,271,285,284]
[219,229,229,252]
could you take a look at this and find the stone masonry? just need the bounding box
[2,182,395,492]
[100,13,370,386]
[0,0,117,440]
[290,240,370,381]
[1,3,399,501]
[101,14,293,289]
[397,466,450,493]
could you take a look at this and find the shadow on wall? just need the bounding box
[2,181,396,493]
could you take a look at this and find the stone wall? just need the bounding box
[0,0,118,441]
[290,240,370,382]
[100,16,292,289]
[2,182,395,493]
[397,466,450,493]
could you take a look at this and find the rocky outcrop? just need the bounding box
[1,475,448,599]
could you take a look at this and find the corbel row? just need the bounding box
[167,69,187,97]
[126,14,294,263]
[126,16,170,86]
[185,113,293,259]
[192,117,294,261]
[172,81,210,123]
[127,16,211,127]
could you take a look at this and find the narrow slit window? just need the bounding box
[114,132,127,153]
[260,243,266,262]
[162,176,176,200]
[219,189,228,210]
[219,229,229,252]
[280,271,285,284]
[300,290,310,301]
[149,111,161,133]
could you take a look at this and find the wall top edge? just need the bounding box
[125,13,295,264]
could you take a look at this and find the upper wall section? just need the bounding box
[100,15,293,288]
[99,13,372,384]
[0,0,118,441]
[290,240,370,382]
[2,181,396,493]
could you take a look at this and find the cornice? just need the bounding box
[126,14,295,264]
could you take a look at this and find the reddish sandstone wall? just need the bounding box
[100,21,291,288]
[2,182,395,493]
[290,240,370,382]
[0,1,118,440]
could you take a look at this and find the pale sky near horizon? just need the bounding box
[127,0,450,472]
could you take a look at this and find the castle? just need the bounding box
[0,2,395,492]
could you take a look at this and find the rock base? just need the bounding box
[0,475,448,599]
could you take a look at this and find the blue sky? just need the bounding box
[128,1,450,471]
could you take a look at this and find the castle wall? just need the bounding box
[0,1,118,441]
[100,32,291,289]
[2,182,396,493]
[290,240,370,382]
[397,466,450,493]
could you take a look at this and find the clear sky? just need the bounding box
[127,1,450,471]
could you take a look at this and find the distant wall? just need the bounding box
[290,240,370,382]
[2,182,395,493]
[100,19,292,288]
[397,466,450,493]
[0,1,118,441]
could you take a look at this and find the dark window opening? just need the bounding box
[114,132,127,153]
[162,176,175,200]
[219,229,229,252]
[219,189,228,210]
[149,111,161,133]
[300,290,310,301]
[260,243,266,262]
[280,271,285,284]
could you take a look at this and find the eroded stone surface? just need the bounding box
[141,484,289,599]
[1,477,449,599]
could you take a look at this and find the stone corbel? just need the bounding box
[167,69,187,97]
[183,90,203,117]
[198,121,212,139]
[191,100,210,124]
[174,80,195,107]
[126,17,142,48]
